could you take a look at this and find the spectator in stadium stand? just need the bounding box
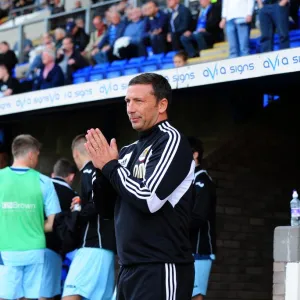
[54,28,67,51]
[65,19,90,53]
[173,50,188,67]
[143,0,169,54]
[0,0,11,21]
[0,63,20,97]
[13,32,33,63]
[167,0,193,51]
[219,0,255,58]
[74,0,82,9]
[0,150,8,169]
[188,137,216,300]
[57,36,88,85]
[81,16,107,64]
[94,11,126,63]
[113,7,147,59]
[180,0,222,58]
[32,48,64,91]
[51,0,64,14]
[257,0,290,52]
[0,41,18,74]
[27,33,55,78]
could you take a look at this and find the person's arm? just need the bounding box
[190,174,214,228]
[257,0,263,9]
[41,174,61,233]
[180,6,193,34]
[44,214,55,232]
[247,0,255,17]
[50,65,65,87]
[206,4,222,33]
[102,134,194,214]
[72,52,88,70]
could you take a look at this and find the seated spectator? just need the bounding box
[113,7,146,59]
[220,0,255,58]
[143,0,169,54]
[167,0,193,51]
[0,0,10,20]
[180,0,222,58]
[57,36,88,85]
[173,50,188,67]
[13,32,33,63]
[0,41,18,74]
[0,63,20,97]
[54,28,66,51]
[66,19,90,52]
[32,49,64,91]
[27,33,55,78]
[81,16,106,64]
[94,11,126,63]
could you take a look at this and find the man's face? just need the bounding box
[93,17,103,30]
[147,2,158,16]
[72,149,81,170]
[167,0,178,9]
[0,43,8,54]
[63,38,73,51]
[125,84,165,132]
[110,13,120,25]
[200,0,210,8]
[0,66,6,80]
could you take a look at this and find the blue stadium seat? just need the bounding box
[106,70,122,79]
[89,73,104,81]
[107,60,128,72]
[90,63,109,74]
[73,77,86,84]
[143,53,164,66]
[73,66,92,79]
[141,64,158,72]
[125,57,146,69]
[291,41,300,48]
[161,51,177,63]
[161,62,175,70]
[123,67,139,76]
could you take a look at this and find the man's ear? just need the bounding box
[68,173,75,184]
[193,151,199,161]
[158,98,168,114]
[51,173,55,178]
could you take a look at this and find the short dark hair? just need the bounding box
[128,73,172,105]
[0,41,9,47]
[53,158,77,177]
[12,134,41,158]
[64,36,74,44]
[174,50,188,62]
[71,134,87,153]
[146,0,159,6]
[188,136,204,163]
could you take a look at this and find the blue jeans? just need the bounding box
[259,3,290,52]
[180,32,209,58]
[226,19,250,58]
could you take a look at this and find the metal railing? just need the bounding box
[0,0,122,63]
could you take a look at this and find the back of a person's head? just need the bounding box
[71,134,87,154]
[12,134,41,159]
[187,136,203,163]
[53,158,77,178]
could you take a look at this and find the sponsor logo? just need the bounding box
[119,152,132,168]
[138,146,151,162]
[1,202,36,210]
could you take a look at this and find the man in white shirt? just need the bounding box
[219,0,255,57]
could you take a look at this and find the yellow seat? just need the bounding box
[213,42,228,49]
[198,52,229,63]
[201,48,229,57]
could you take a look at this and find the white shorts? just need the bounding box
[40,249,62,298]
[0,263,43,299]
[62,247,115,300]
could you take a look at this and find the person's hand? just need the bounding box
[81,51,86,56]
[219,18,226,29]
[68,58,75,65]
[85,128,119,170]
[102,45,111,52]
[183,30,192,37]
[57,48,64,57]
[246,15,252,23]
[3,89,12,97]
[152,28,162,35]
[91,48,99,56]
[198,28,206,32]
[279,0,288,6]
[167,33,172,42]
